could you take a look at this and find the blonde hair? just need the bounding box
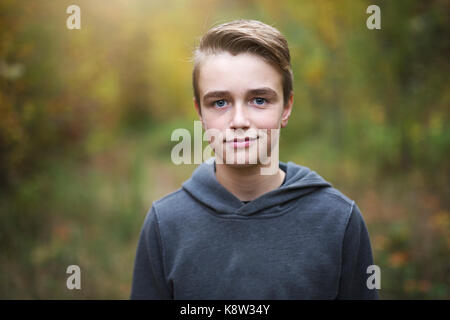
[192,19,293,107]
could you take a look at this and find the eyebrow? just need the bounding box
[202,87,278,103]
[247,88,278,98]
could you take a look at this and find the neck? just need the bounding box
[215,162,285,202]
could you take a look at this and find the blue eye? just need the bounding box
[214,99,227,108]
[253,98,267,105]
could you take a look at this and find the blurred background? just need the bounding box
[0,0,449,299]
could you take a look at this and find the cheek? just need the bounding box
[202,114,223,130]
[252,109,283,129]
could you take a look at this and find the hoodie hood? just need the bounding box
[182,158,332,217]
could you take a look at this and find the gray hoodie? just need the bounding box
[130,160,379,299]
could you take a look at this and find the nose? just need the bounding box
[229,103,250,129]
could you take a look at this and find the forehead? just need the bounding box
[197,52,283,96]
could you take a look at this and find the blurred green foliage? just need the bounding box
[0,0,449,299]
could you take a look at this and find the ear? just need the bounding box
[281,92,293,128]
[193,97,205,129]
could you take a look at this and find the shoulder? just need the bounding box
[305,184,354,210]
[300,185,358,229]
[150,188,197,222]
[320,186,354,207]
[312,186,368,232]
[153,188,189,211]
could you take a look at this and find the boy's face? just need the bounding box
[194,52,293,167]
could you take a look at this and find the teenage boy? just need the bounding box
[131,19,379,299]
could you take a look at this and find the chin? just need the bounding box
[215,152,261,167]
[226,162,259,168]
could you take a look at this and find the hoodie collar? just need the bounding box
[182,158,332,217]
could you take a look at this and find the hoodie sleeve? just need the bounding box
[130,205,172,299]
[337,202,379,299]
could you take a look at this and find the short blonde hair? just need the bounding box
[192,19,293,107]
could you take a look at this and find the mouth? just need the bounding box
[224,136,258,148]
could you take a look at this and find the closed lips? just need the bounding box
[224,137,258,142]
